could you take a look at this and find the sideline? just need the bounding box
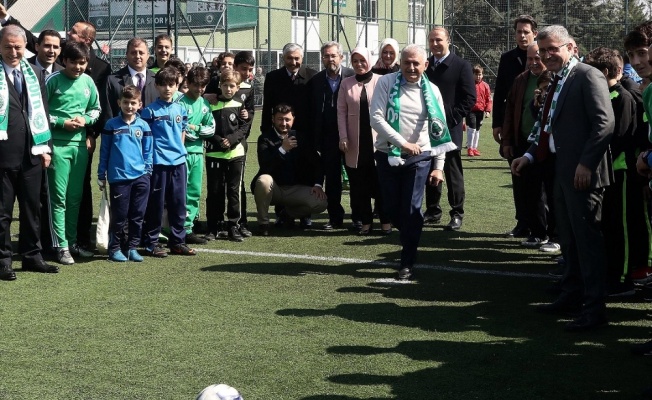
[196,248,551,279]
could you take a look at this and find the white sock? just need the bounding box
[472,129,480,149]
[466,128,475,149]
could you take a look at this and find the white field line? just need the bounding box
[196,248,551,279]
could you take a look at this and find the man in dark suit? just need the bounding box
[492,15,538,237]
[424,27,476,231]
[0,25,59,281]
[26,30,64,253]
[512,26,614,331]
[0,7,113,251]
[261,43,317,134]
[27,30,64,77]
[106,37,158,118]
[251,104,327,236]
[307,41,354,230]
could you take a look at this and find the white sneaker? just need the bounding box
[70,243,94,258]
[56,247,75,265]
[539,242,561,253]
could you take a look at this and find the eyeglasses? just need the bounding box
[322,54,340,59]
[538,43,570,56]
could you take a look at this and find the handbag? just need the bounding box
[96,189,110,255]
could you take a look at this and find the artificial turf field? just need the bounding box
[1,116,652,399]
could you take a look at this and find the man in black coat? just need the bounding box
[0,9,113,251]
[0,25,58,280]
[251,104,327,236]
[424,27,476,231]
[492,15,538,237]
[105,37,158,118]
[307,41,354,229]
[261,43,317,134]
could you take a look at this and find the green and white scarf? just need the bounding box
[0,57,51,154]
[386,72,455,165]
[527,56,579,145]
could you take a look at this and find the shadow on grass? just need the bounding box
[278,273,652,399]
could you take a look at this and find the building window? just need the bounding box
[408,0,425,26]
[357,0,377,22]
[292,0,319,17]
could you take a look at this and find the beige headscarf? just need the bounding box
[373,38,400,70]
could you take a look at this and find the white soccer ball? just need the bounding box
[195,384,243,400]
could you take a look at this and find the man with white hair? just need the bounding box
[261,43,317,135]
[0,25,58,280]
[511,25,614,332]
[371,44,451,281]
[260,43,317,228]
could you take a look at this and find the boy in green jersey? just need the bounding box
[45,41,101,265]
[176,67,216,244]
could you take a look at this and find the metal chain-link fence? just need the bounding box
[9,0,649,90]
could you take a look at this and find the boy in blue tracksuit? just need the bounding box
[140,67,194,257]
[97,86,153,262]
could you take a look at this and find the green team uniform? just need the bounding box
[46,71,101,248]
[177,94,216,234]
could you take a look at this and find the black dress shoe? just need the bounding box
[22,260,59,274]
[535,299,582,316]
[423,213,441,224]
[444,216,462,231]
[565,313,608,332]
[299,217,313,229]
[631,339,652,356]
[397,266,414,281]
[0,265,16,281]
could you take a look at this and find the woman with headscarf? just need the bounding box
[338,47,391,235]
[371,38,400,75]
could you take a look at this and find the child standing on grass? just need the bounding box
[232,51,256,238]
[97,86,153,262]
[467,64,492,157]
[204,70,248,242]
[46,41,101,265]
[177,67,216,245]
[140,67,195,257]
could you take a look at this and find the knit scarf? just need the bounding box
[528,56,579,145]
[0,57,51,154]
[386,71,454,165]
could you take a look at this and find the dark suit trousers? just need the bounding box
[323,144,345,225]
[555,182,606,314]
[375,151,430,268]
[507,142,530,229]
[0,161,44,266]
[425,149,465,219]
[524,155,556,240]
[76,156,94,246]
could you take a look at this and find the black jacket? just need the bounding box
[251,128,323,192]
[307,67,354,151]
[492,46,528,129]
[425,53,476,147]
[105,66,158,120]
[260,65,317,133]
[0,63,51,169]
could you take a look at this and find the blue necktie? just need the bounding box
[13,69,22,96]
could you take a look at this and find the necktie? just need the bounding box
[13,69,22,96]
[43,69,50,78]
[534,74,563,161]
[291,73,296,82]
[433,60,441,69]
[136,73,145,91]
